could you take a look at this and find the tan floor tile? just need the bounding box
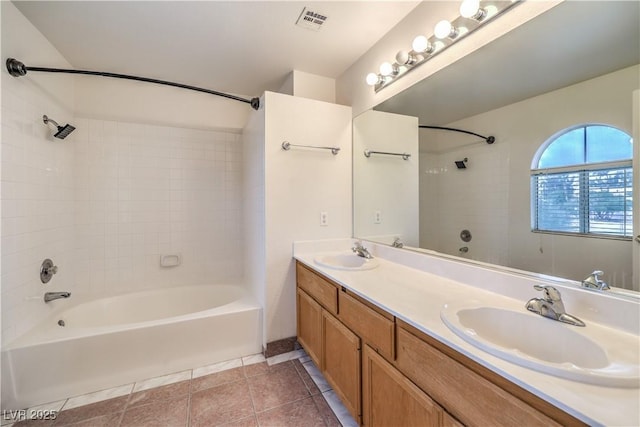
[247,362,310,412]
[218,415,258,427]
[54,411,123,427]
[312,394,341,427]
[256,397,326,427]
[120,396,188,427]
[52,396,128,426]
[191,367,244,393]
[13,419,55,427]
[128,380,191,408]
[190,380,254,427]
[292,359,321,396]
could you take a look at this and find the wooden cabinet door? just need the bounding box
[362,345,441,427]
[297,288,323,367]
[338,290,395,360]
[442,411,464,427]
[322,310,361,423]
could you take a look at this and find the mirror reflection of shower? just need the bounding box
[43,115,75,139]
[455,157,468,169]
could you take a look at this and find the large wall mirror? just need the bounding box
[353,1,640,293]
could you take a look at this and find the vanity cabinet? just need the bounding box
[323,310,361,420]
[296,262,362,423]
[338,290,395,361]
[395,323,565,427]
[295,262,585,427]
[296,288,323,367]
[362,344,441,426]
[296,261,338,314]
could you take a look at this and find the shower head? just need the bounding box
[43,115,75,139]
[455,158,468,169]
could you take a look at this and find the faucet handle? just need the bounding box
[533,284,562,302]
[582,270,609,290]
[40,258,58,284]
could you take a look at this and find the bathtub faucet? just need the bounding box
[44,291,71,303]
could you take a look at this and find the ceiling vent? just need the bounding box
[295,7,328,31]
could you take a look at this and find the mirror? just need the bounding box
[353,1,640,292]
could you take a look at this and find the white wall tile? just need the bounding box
[73,119,245,294]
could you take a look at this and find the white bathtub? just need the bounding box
[1,284,262,410]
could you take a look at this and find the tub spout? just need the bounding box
[44,291,71,303]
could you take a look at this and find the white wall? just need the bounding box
[1,1,76,345]
[353,110,418,246]
[242,96,267,343]
[420,65,638,288]
[74,74,252,131]
[245,92,352,343]
[73,118,244,296]
[336,1,561,116]
[279,70,336,104]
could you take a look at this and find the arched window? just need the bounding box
[531,124,633,238]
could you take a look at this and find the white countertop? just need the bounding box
[293,239,640,427]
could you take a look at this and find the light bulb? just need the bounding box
[365,72,380,86]
[434,20,458,39]
[412,35,428,52]
[396,50,416,66]
[460,0,480,18]
[485,5,498,18]
[379,62,394,76]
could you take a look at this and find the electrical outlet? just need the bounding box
[320,211,329,226]
[374,210,382,224]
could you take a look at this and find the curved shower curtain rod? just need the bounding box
[419,125,495,144]
[6,58,260,110]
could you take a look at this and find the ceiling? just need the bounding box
[13,0,420,97]
[375,1,640,127]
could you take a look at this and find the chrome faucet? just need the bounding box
[581,270,610,291]
[525,285,585,327]
[44,291,71,303]
[352,241,373,259]
[392,237,404,248]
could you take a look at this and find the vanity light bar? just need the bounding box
[366,0,522,92]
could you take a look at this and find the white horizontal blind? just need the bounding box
[533,171,582,233]
[588,168,633,236]
[533,166,633,237]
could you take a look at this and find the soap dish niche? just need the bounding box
[160,254,182,268]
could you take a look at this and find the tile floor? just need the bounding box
[5,350,358,427]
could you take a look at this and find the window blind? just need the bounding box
[532,167,632,237]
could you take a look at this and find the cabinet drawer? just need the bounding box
[396,325,567,427]
[296,262,338,314]
[339,290,394,360]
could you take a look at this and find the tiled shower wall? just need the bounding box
[1,79,76,345]
[73,119,244,296]
[419,142,510,266]
[2,0,247,348]
[1,115,245,345]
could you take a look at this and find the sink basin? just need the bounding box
[441,301,640,387]
[314,253,379,271]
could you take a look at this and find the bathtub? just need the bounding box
[1,284,262,410]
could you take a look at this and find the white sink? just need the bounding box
[441,301,640,387]
[314,253,379,271]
